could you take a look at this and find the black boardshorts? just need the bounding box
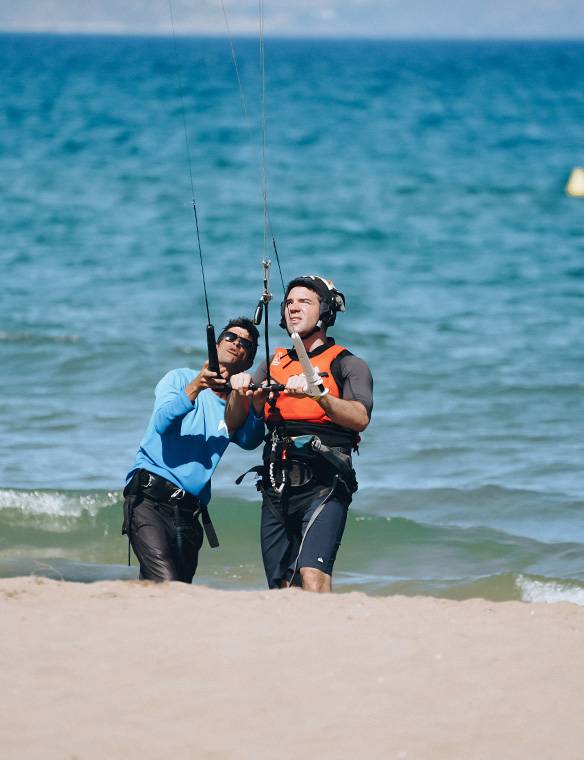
[261,488,349,589]
[128,496,204,583]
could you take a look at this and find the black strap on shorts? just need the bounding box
[198,505,217,548]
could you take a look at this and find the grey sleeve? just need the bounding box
[252,360,268,386]
[335,354,374,418]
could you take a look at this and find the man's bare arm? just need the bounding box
[315,394,369,432]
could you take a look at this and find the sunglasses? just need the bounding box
[222,330,254,353]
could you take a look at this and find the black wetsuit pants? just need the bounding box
[128,496,204,583]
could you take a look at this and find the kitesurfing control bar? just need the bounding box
[249,381,284,392]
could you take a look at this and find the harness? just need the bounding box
[237,430,357,502]
[122,469,219,567]
[268,425,289,493]
[237,340,359,502]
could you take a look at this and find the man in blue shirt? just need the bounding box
[123,317,264,583]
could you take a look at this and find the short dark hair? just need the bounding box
[218,317,259,368]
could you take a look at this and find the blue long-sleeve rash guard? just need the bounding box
[127,368,264,505]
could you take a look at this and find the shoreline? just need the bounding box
[2,577,583,759]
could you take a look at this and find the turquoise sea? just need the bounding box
[1,34,583,602]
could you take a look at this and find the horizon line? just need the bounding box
[1,29,584,42]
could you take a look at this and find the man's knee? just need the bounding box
[132,539,179,582]
[299,566,332,593]
[137,556,178,582]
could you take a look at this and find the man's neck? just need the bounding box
[299,330,327,354]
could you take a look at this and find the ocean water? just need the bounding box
[1,34,583,602]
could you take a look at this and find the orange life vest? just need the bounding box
[265,342,347,425]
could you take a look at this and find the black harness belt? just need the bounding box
[123,469,219,553]
[235,434,358,500]
[135,469,201,511]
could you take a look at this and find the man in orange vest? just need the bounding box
[227,276,373,592]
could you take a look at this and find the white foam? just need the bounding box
[516,574,584,606]
[0,489,119,517]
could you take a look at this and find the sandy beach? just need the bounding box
[1,578,583,759]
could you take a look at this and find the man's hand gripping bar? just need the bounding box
[291,332,329,398]
[206,324,232,392]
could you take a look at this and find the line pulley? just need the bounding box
[253,258,273,325]
[251,259,284,393]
